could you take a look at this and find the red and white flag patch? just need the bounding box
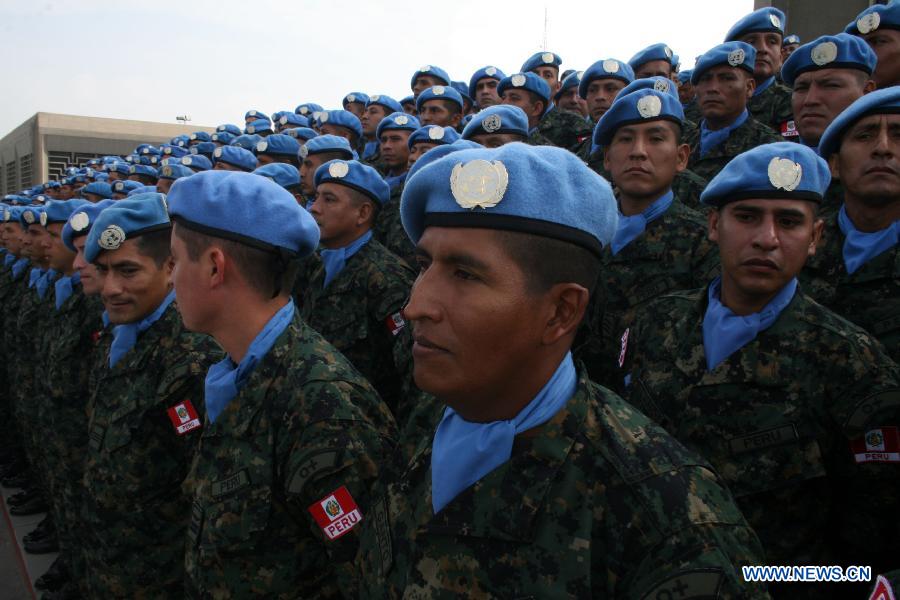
[385,312,406,336]
[851,426,900,463]
[780,120,799,138]
[167,400,202,435]
[869,575,896,600]
[308,485,363,540]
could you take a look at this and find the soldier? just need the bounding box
[554,70,588,118]
[245,118,273,137]
[499,72,591,151]
[399,95,417,116]
[253,163,304,205]
[375,112,420,194]
[409,64,451,99]
[628,43,677,79]
[520,50,563,95]
[580,58,635,125]
[276,112,310,132]
[212,145,257,172]
[80,194,222,597]
[469,65,506,109]
[356,142,767,598]
[781,34,801,60]
[406,124,460,169]
[360,94,403,163]
[725,7,794,138]
[298,135,358,207]
[255,133,302,168]
[180,154,213,173]
[163,170,396,598]
[800,87,900,364]
[461,104,529,147]
[343,91,370,120]
[415,85,464,129]
[79,181,112,203]
[127,164,158,186]
[845,2,900,88]
[578,88,718,386]
[450,81,474,115]
[624,142,900,599]
[155,164,194,195]
[244,109,270,126]
[685,42,781,182]
[302,159,415,414]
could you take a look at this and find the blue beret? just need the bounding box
[1,206,22,223]
[253,163,301,190]
[704,143,831,209]
[212,145,257,171]
[416,85,465,112]
[127,185,157,197]
[691,42,756,84]
[271,111,289,124]
[41,199,88,225]
[94,173,110,182]
[450,81,472,102]
[400,95,416,107]
[497,72,551,103]
[82,182,113,199]
[294,102,324,117]
[462,104,530,140]
[189,131,212,143]
[408,124,461,148]
[111,180,143,196]
[521,51,562,73]
[230,134,263,151]
[616,76,680,100]
[554,70,583,101]
[594,89,685,147]
[135,155,155,166]
[725,7,786,41]
[245,119,273,135]
[846,2,900,35]
[410,64,451,90]
[138,146,161,157]
[108,162,131,176]
[180,154,213,172]
[170,135,190,147]
[244,109,270,122]
[19,206,43,227]
[469,66,507,95]
[256,134,301,158]
[283,127,319,142]
[365,94,403,114]
[190,142,217,158]
[217,124,243,136]
[320,110,363,139]
[134,144,154,155]
[84,193,171,263]
[783,34,801,45]
[781,33,877,87]
[211,131,236,145]
[376,112,421,140]
[401,143,616,256]
[168,170,319,258]
[818,86,900,160]
[579,59,635,98]
[343,92,370,107]
[62,200,115,251]
[161,145,190,158]
[628,43,676,71]
[299,134,358,161]
[677,70,693,85]
[128,164,158,179]
[314,160,390,205]
[278,113,310,128]
[46,180,62,189]
[158,164,194,181]
[460,114,474,128]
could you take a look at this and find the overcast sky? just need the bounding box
[0,0,753,137]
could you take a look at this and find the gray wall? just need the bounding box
[755,0,872,42]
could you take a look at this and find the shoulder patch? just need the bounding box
[167,400,202,435]
[287,449,340,494]
[308,485,363,540]
[851,426,900,464]
[640,569,723,600]
[385,312,406,336]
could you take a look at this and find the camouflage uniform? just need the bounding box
[81,302,222,598]
[185,310,397,599]
[357,369,769,599]
[748,81,794,138]
[624,288,900,599]
[800,213,900,363]
[528,106,593,152]
[373,186,416,268]
[684,100,703,124]
[576,200,719,388]
[300,237,415,416]
[685,117,782,182]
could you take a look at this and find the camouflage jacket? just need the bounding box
[81,302,222,597]
[358,369,769,599]
[373,185,416,268]
[624,288,900,598]
[576,200,719,388]
[683,100,702,124]
[748,81,794,138]
[528,107,593,152]
[300,237,415,416]
[800,212,900,363]
[685,117,782,183]
[185,310,397,600]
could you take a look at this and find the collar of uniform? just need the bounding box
[604,197,686,263]
[105,299,177,376]
[313,236,375,295]
[417,368,591,542]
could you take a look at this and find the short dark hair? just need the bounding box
[441,99,463,116]
[135,227,173,267]
[495,230,601,295]
[308,150,348,164]
[173,223,298,298]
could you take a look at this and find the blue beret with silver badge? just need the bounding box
[256,134,301,158]
[180,155,213,172]
[161,145,190,158]
[616,76,679,100]
[342,92,370,108]
[416,85,465,112]
[554,71,583,101]
[314,160,390,205]
[284,127,319,142]
[461,105,530,140]
[319,110,363,139]
[128,164,158,179]
[230,134,263,151]
[818,86,900,160]
[111,180,143,195]
[469,66,507,95]
[244,109,270,123]
[84,193,171,263]
[691,42,756,84]
[594,88,685,147]
[365,94,403,115]
[253,163,301,190]
[725,7,786,41]
[245,119,273,135]
[497,72,551,103]
[408,124,461,148]
[299,135,358,161]
[410,65,451,90]
[845,2,900,36]
[783,34,801,46]
[158,164,194,181]
[579,59,635,98]
[212,146,257,172]
[62,200,115,251]
[521,51,562,73]
[780,33,877,87]
[217,124,243,135]
[376,112,421,139]
[189,132,211,143]
[278,113,310,129]
[295,102,324,117]
[190,142,217,158]
[40,199,89,225]
[628,43,676,71]
[211,131,236,145]
[81,182,113,199]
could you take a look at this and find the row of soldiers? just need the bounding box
[0,2,898,599]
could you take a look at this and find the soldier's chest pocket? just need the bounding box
[101,402,149,453]
[320,303,369,351]
[196,483,272,555]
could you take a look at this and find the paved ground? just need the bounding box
[1,482,57,600]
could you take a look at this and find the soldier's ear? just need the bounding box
[745,75,756,101]
[541,282,590,346]
[707,208,720,243]
[828,154,841,181]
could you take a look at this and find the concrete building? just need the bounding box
[754,0,874,44]
[0,113,214,194]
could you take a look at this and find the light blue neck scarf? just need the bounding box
[384,171,407,194]
[611,190,674,255]
[54,272,81,310]
[363,140,380,160]
[204,299,295,423]
[837,205,899,275]
[430,352,578,514]
[12,258,30,279]
[702,276,797,371]
[36,269,59,300]
[28,267,44,288]
[320,230,373,288]
[700,109,749,157]
[4,254,15,267]
[109,290,175,368]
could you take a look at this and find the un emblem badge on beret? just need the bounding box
[39,212,47,226]
[769,14,781,29]
[511,74,527,87]
[183,157,193,166]
[420,65,431,72]
[637,95,663,118]
[246,125,256,134]
[858,12,881,34]
[664,46,673,59]
[98,225,126,250]
[214,148,223,158]
[23,211,35,224]
[129,165,137,174]
[328,161,349,178]
[728,48,746,66]
[300,145,309,159]
[485,66,497,76]
[190,147,200,155]
[395,115,409,125]
[70,212,90,232]
[433,85,445,95]
[450,159,509,210]
[482,114,502,132]
[768,157,803,191]
[162,166,173,177]
[299,107,309,115]
[189,133,198,140]
[113,182,124,191]
[257,141,268,152]
[249,110,257,117]
[653,79,670,93]
[150,157,159,165]
[542,52,555,64]
[346,94,356,103]
[279,116,288,125]
[811,42,838,66]
[318,112,328,123]
[602,59,620,73]
[2,210,9,222]
[429,126,445,140]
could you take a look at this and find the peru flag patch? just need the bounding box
[167,400,202,435]
[851,426,900,463]
[308,486,363,540]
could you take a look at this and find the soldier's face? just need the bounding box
[864,30,900,88]
[781,43,799,62]
[533,66,560,96]
[42,223,75,274]
[309,183,373,249]
[408,142,439,168]
[556,87,588,117]
[379,131,411,170]
[418,100,461,128]
[678,81,695,105]
[58,185,74,200]
[831,113,900,209]
[320,124,356,144]
[709,199,822,308]
[474,78,501,108]
[95,238,174,324]
[603,121,688,200]
[256,153,279,168]
[25,225,48,262]
[791,69,872,146]
[170,225,213,332]
[635,60,672,79]
[300,155,328,197]
[741,32,783,79]
[2,224,22,254]
[72,236,103,295]
[156,178,173,194]
[361,105,389,137]
[469,133,526,148]
[344,102,365,120]
[413,75,442,98]
[501,91,544,127]
[585,79,627,121]
[695,67,754,126]
[401,102,418,116]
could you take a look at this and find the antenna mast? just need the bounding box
[542,7,549,50]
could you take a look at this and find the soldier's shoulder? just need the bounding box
[743,117,781,141]
[792,292,891,352]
